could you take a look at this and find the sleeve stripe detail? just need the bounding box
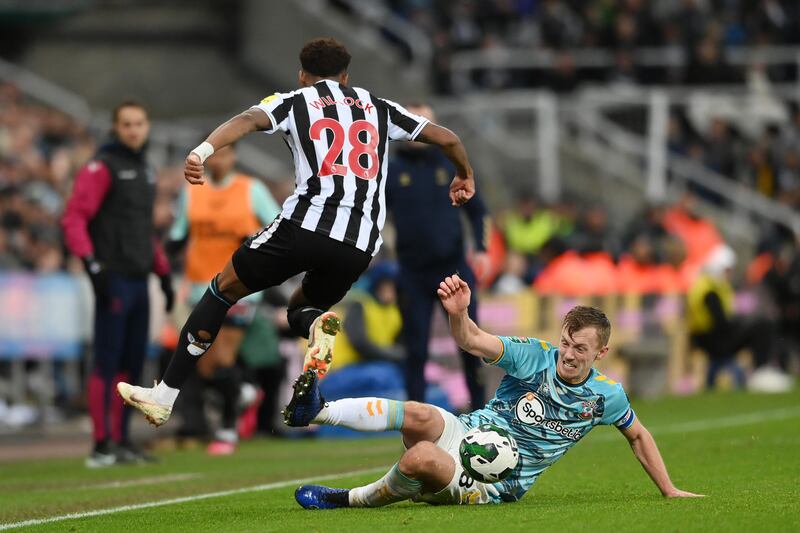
[408,118,429,141]
[385,101,421,134]
[483,336,505,365]
[614,409,636,429]
[272,100,293,126]
[252,105,278,133]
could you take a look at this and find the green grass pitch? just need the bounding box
[1,389,799,532]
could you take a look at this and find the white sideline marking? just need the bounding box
[2,406,799,530]
[91,473,203,490]
[650,406,800,434]
[0,466,388,531]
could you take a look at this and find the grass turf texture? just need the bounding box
[1,389,799,532]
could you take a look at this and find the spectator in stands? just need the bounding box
[315,263,406,411]
[616,234,682,294]
[607,48,642,86]
[539,0,583,49]
[334,262,404,370]
[740,142,778,198]
[493,251,528,295]
[703,117,739,178]
[374,0,800,94]
[567,205,619,257]
[777,149,800,207]
[61,101,174,467]
[685,37,741,85]
[503,195,560,258]
[545,51,579,93]
[501,194,573,282]
[687,245,781,389]
[762,242,800,366]
[385,102,489,409]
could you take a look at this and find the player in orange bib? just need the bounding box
[168,143,280,454]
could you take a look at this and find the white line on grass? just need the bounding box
[0,466,389,531]
[90,473,203,490]
[650,406,800,434]
[2,405,799,530]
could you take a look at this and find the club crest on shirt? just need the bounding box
[578,397,605,420]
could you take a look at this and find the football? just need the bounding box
[459,424,519,483]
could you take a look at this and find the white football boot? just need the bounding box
[117,381,172,427]
[302,311,341,378]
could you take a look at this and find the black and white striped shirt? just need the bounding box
[251,79,429,256]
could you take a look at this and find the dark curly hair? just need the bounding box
[300,38,351,78]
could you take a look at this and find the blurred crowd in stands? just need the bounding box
[0,82,93,273]
[372,0,800,92]
[665,104,800,210]
[0,82,185,275]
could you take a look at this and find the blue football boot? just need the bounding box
[295,485,350,510]
[283,369,325,427]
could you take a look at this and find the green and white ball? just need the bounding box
[459,423,519,483]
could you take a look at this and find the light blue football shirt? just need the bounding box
[458,336,636,503]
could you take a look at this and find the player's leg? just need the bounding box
[119,218,301,426]
[398,269,435,402]
[283,369,445,446]
[160,260,251,389]
[117,261,250,426]
[286,285,342,377]
[296,442,455,509]
[296,408,496,508]
[289,230,372,376]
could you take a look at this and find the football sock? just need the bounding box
[348,464,422,507]
[153,380,180,407]
[87,373,107,443]
[287,306,324,339]
[311,398,404,431]
[162,276,233,389]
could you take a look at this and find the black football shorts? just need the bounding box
[232,215,372,309]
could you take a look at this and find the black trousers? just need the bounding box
[692,316,777,388]
[397,260,485,410]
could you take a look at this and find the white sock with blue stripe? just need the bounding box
[311,398,404,431]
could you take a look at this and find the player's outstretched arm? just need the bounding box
[416,123,475,207]
[184,108,272,185]
[620,419,705,498]
[437,274,503,360]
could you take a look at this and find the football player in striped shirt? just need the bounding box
[119,38,477,427]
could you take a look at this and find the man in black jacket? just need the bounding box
[62,101,173,467]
